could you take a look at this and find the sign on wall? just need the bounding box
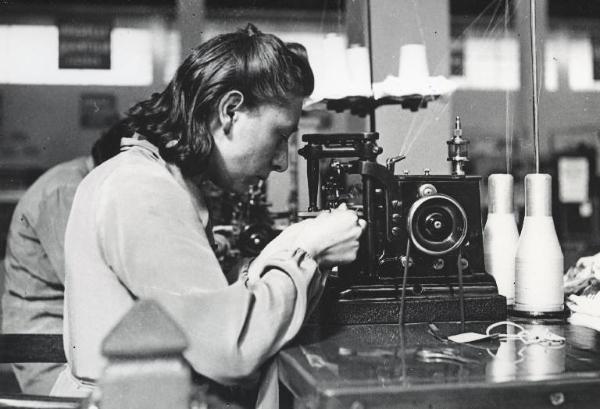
[58,19,112,69]
[558,157,590,204]
[80,93,118,129]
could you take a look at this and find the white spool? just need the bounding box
[483,174,519,305]
[346,44,372,95]
[398,44,429,83]
[322,33,351,98]
[514,174,564,315]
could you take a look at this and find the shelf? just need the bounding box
[304,94,441,116]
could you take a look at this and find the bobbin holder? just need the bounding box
[299,132,505,324]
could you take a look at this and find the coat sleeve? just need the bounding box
[35,183,79,284]
[95,166,322,385]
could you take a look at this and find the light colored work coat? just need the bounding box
[52,138,323,408]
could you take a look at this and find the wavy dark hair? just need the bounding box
[91,118,133,166]
[125,23,314,176]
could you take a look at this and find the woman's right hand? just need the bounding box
[246,204,365,283]
[295,203,366,268]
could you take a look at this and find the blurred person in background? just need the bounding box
[1,121,126,394]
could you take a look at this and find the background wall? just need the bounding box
[2,0,600,252]
[369,0,452,175]
[0,11,176,170]
[1,85,154,167]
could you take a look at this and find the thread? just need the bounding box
[514,174,564,316]
[484,174,519,305]
[504,0,513,174]
[346,44,372,96]
[518,323,566,380]
[398,44,429,83]
[524,173,552,216]
[485,322,565,382]
[529,0,540,173]
[321,33,351,99]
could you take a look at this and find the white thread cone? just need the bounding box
[346,44,372,96]
[514,174,564,315]
[321,33,351,99]
[398,44,429,83]
[483,174,519,305]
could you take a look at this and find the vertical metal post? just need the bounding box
[363,176,376,277]
[365,0,377,277]
[366,0,376,132]
[530,0,540,173]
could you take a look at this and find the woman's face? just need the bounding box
[209,97,303,194]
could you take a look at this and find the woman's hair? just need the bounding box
[125,23,314,176]
[91,118,133,166]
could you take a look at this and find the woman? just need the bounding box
[52,24,365,408]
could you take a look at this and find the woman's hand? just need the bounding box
[295,203,366,268]
[246,204,366,283]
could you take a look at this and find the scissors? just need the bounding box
[416,348,479,365]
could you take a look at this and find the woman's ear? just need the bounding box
[217,90,244,135]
